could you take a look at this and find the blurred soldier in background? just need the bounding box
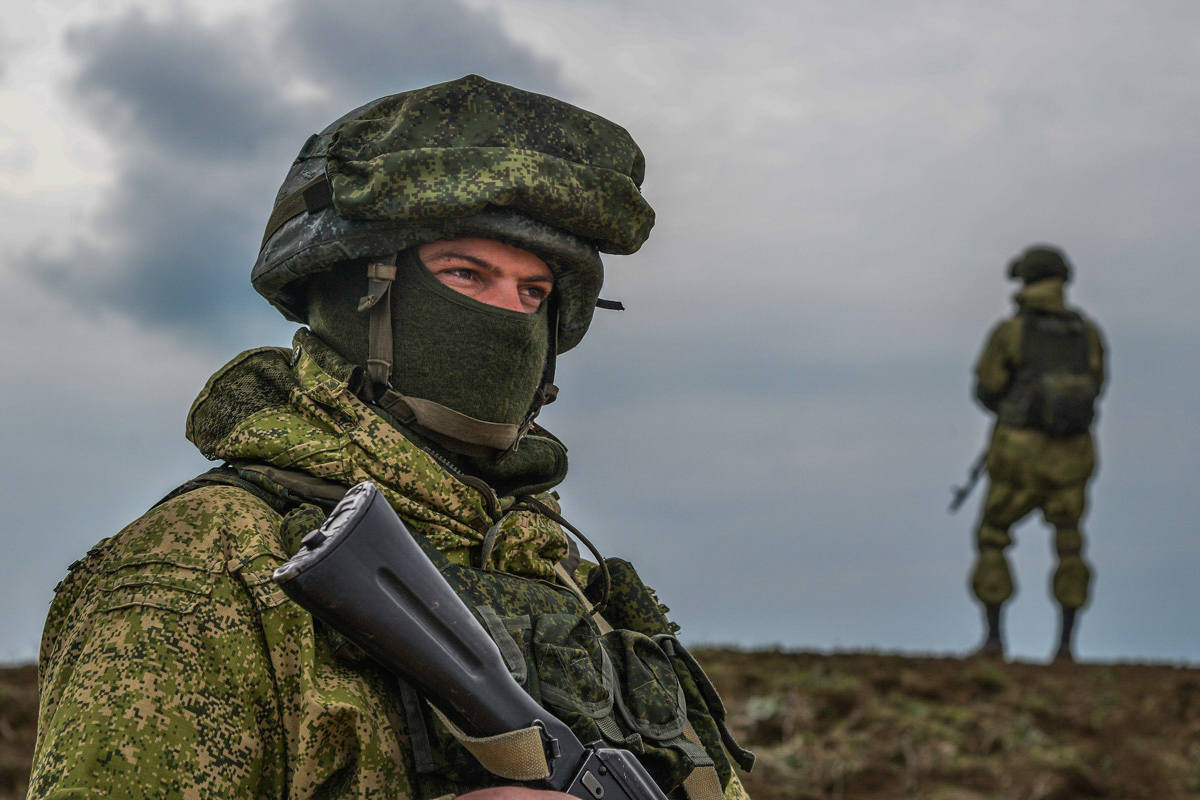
[969,245,1107,662]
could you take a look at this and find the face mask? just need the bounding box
[386,248,550,426]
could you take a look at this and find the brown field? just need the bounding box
[5,650,1199,799]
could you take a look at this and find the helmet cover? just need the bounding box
[1008,245,1072,285]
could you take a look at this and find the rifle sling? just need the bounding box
[429,705,552,782]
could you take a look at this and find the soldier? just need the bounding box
[29,76,753,800]
[969,245,1107,662]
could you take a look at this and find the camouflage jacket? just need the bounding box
[30,332,748,800]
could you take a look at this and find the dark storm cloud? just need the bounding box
[28,2,566,347]
[24,156,278,336]
[66,9,295,158]
[278,0,569,104]
[22,8,306,347]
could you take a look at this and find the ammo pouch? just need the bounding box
[399,550,752,799]
[1025,371,1098,437]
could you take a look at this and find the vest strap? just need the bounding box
[235,463,349,502]
[595,714,644,751]
[680,721,726,800]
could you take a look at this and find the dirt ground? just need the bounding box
[5,650,1200,799]
[0,664,36,800]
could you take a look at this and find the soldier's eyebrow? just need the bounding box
[425,250,504,276]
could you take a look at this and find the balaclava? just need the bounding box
[307,248,566,493]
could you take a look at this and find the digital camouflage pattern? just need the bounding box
[253,75,656,353]
[32,484,414,799]
[399,537,751,798]
[970,279,1106,609]
[327,75,652,252]
[31,331,750,800]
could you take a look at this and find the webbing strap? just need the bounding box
[664,729,714,767]
[428,705,551,781]
[235,463,349,502]
[358,257,398,394]
[595,714,642,750]
[681,721,726,800]
[259,173,334,250]
[377,391,520,452]
[553,563,614,634]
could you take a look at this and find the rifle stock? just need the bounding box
[273,481,670,800]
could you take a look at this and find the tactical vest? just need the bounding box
[997,310,1098,437]
[163,465,754,799]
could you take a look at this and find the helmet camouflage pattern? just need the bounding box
[1008,244,1072,285]
[252,75,656,352]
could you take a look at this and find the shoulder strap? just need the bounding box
[154,462,348,514]
[154,464,287,511]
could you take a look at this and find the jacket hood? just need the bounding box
[1014,278,1069,313]
[185,331,568,578]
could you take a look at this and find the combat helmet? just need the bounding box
[1008,245,1072,284]
[252,74,654,354]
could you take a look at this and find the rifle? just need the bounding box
[948,448,988,513]
[273,481,670,800]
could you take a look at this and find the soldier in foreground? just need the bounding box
[29,76,752,800]
[968,245,1107,662]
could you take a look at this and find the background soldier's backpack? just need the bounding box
[1002,310,1099,437]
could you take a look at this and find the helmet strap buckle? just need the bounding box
[358,254,399,401]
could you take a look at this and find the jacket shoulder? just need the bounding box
[40,485,286,677]
[130,483,283,556]
[31,484,295,800]
[978,316,1022,363]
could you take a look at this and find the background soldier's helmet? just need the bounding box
[252,75,655,353]
[1007,245,1072,285]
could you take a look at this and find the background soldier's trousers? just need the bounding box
[970,425,1095,609]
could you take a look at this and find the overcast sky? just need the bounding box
[2,0,1198,666]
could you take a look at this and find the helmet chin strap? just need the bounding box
[357,254,398,392]
[358,254,559,460]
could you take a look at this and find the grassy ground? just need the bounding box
[703,649,1200,800]
[5,650,1200,799]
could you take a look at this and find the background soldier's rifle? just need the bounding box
[274,481,671,800]
[949,448,989,513]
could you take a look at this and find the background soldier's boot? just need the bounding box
[1054,606,1077,663]
[973,604,1005,659]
